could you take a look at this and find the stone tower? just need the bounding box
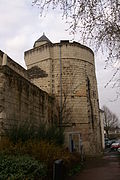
[24,34,102,155]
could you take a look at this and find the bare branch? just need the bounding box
[103,105,119,137]
[32,0,120,94]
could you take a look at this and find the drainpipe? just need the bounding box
[59,44,62,126]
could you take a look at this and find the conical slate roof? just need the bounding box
[36,33,51,43]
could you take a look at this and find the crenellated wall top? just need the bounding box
[24,40,93,56]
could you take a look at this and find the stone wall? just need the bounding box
[0,40,103,155]
[0,64,55,136]
[25,44,52,93]
[24,40,102,155]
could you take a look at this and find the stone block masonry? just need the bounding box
[24,35,103,155]
[0,34,103,155]
[0,64,55,136]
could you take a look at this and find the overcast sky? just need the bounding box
[0,0,120,120]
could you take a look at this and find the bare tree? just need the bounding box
[103,105,119,137]
[57,65,78,127]
[56,64,84,127]
[32,0,120,71]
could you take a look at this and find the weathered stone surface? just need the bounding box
[24,39,102,155]
[0,65,56,136]
[27,66,48,79]
[0,37,102,155]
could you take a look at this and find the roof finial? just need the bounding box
[43,32,45,35]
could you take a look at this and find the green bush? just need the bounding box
[0,154,47,180]
[0,138,82,179]
[6,121,64,146]
[37,123,64,145]
[5,120,36,144]
[2,121,83,178]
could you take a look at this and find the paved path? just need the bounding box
[69,151,120,180]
